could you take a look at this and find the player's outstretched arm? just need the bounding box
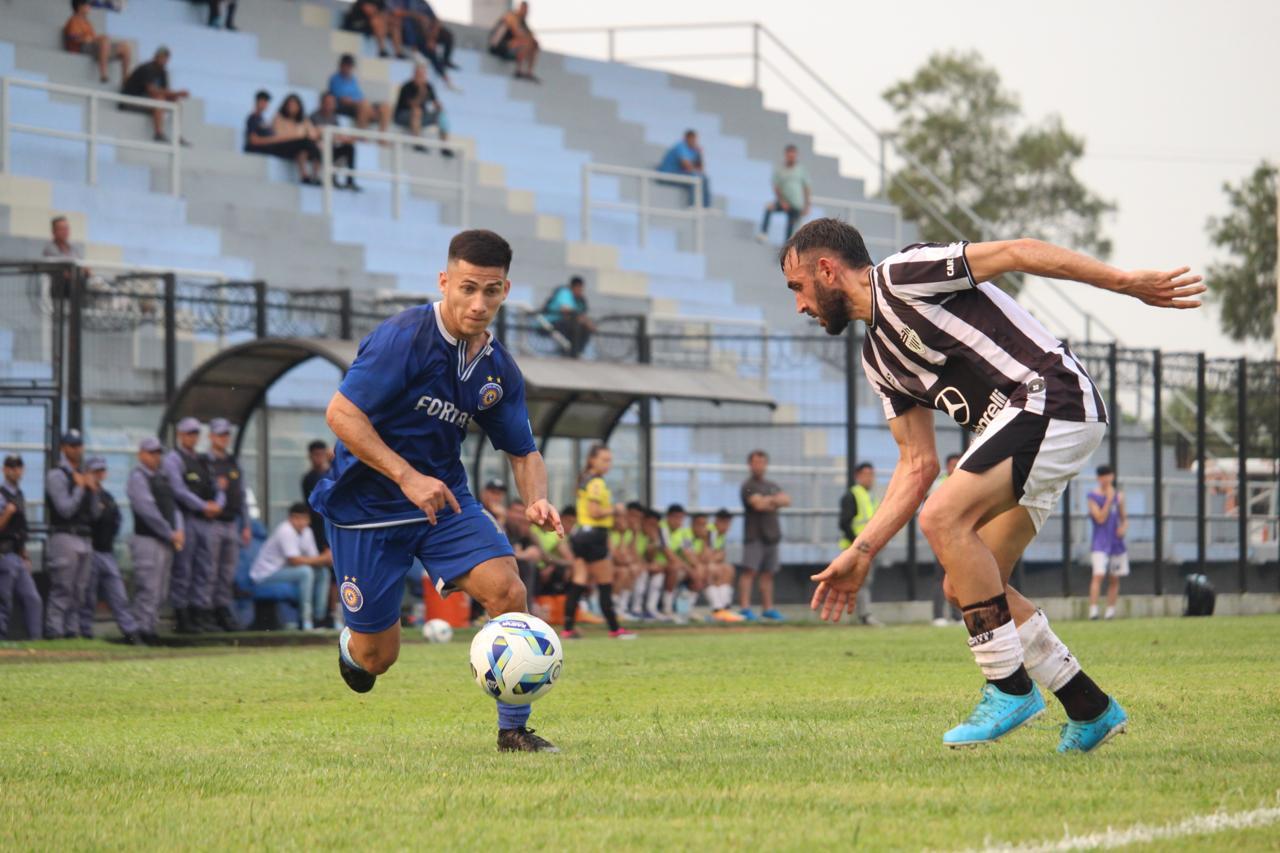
[508,450,564,536]
[325,391,459,524]
[811,406,939,622]
[964,238,1205,309]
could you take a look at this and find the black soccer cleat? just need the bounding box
[498,727,560,753]
[338,653,376,694]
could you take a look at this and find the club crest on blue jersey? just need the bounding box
[340,577,364,612]
[478,376,503,411]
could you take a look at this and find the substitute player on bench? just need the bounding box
[310,229,564,754]
[781,219,1203,752]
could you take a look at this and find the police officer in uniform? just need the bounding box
[0,455,43,640]
[45,429,102,638]
[201,418,249,632]
[128,437,183,645]
[162,418,222,634]
[79,456,142,644]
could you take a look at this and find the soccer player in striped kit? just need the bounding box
[781,219,1204,752]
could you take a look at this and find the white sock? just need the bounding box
[660,590,674,615]
[615,588,631,614]
[1089,603,1099,618]
[1104,605,1115,619]
[967,620,1024,681]
[339,626,364,671]
[719,584,734,609]
[632,573,648,606]
[1016,609,1080,693]
[646,577,663,613]
[706,585,722,609]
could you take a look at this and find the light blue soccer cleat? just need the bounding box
[943,683,1046,748]
[1057,697,1128,753]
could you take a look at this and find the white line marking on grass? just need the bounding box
[976,804,1280,851]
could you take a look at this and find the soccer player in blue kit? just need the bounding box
[310,229,565,753]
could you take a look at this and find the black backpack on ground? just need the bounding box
[1183,573,1215,617]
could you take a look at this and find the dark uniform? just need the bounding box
[128,442,182,640]
[163,419,222,632]
[0,472,43,640]
[202,442,246,631]
[45,444,102,638]
[80,468,140,641]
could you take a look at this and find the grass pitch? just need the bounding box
[2,616,1278,851]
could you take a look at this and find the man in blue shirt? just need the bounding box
[658,129,710,207]
[539,276,593,357]
[327,54,389,132]
[311,229,565,753]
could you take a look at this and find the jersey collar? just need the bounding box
[433,303,496,382]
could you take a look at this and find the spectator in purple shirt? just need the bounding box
[1087,465,1128,621]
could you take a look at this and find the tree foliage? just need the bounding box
[1204,161,1278,343]
[882,51,1113,290]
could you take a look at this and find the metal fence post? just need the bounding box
[1196,352,1207,574]
[1237,357,1248,592]
[253,280,267,338]
[1108,343,1119,470]
[339,289,353,341]
[163,273,176,413]
[322,126,333,216]
[905,517,917,600]
[66,266,84,431]
[638,315,653,506]
[639,175,649,248]
[1152,349,1164,596]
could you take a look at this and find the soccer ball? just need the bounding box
[422,618,453,643]
[469,612,563,705]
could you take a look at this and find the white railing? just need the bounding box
[582,162,706,253]
[76,258,228,282]
[320,124,468,223]
[811,195,904,251]
[0,76,182,195]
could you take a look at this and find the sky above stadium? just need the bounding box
[442,0,1277,357]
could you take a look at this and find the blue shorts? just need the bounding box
[326,499,513,634]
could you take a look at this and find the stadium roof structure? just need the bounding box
[160,337,775,450]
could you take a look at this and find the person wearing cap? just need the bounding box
[44,429,103,638]
[0,455,43,640]
[127,437,184,645]
[162,418,223,634]
[78,456,141,644]
[201,418,251,632]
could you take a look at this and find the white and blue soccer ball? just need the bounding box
[422,618,454,644]
[469,612,563,705]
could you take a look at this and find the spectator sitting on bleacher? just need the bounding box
[63,0,132,85]
[658,129,711,208]
[341,0,401,59]
[488,1,540,83]
[248,503,331,631]
[756,144,810,243]
[394,63,452,156]
[310,93,361,192]
[540,276,594,358]
[243,91,322,186]
[120,46,189,144]
[206,0,237,30]
[328,54,390,134]
[387,0,459,88]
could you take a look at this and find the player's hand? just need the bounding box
[398,470,460,525]
[810,544,874,623]
[1120,266,1205,309]
[172,530,185,551]
[525,499,564,537]
[203,501,221,518]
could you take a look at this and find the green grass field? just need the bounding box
[2,615,1279,851]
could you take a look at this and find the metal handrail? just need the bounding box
[320,124,468,223]
[582,162,706,252]
[538,22,1118,342]
[76,258,229,282]
[0,76,182,195]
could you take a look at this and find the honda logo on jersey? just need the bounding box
[414,395,472,430]
[934,387,969,425]
[899,326,926,355]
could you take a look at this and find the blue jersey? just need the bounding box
[309,304,536,527]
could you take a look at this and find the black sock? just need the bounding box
[597,583,619,632]
[1055,670,1110,721]
[961,593,1033,696]
[563,583,584,632]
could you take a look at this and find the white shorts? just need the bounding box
[958,406,1106,533]
[1091,551,1130,577]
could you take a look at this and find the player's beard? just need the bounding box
[814,282,854,336]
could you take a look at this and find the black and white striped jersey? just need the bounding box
[861,241,1106,433]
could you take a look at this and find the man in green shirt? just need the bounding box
[757,144,810,243]
[838,462,881,625]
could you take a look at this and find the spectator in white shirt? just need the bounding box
[250,503,331,630]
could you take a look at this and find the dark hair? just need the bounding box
[779,218,872,272]
[2,455,22,467]
[644,508,661,520]
[72,0,89,10]
[288,502,310,515]
[684,128,696,138]
[51,215,68,228]
[666,503,685,515]
[1096,465,1114,476]
[339,53,356,66]
[714,508,732,520]
[448,229,513,272]
[691,512,708,522]
[278,93,305,122]
[254,89,270,102]
[578,443,609,488]
[855,461,873,473]
[307,439,328,453]
[560,504,577,517]
[625,500,645,513]
[747,449,768,463]
[784,144,797,152]
[569,275,585,287]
